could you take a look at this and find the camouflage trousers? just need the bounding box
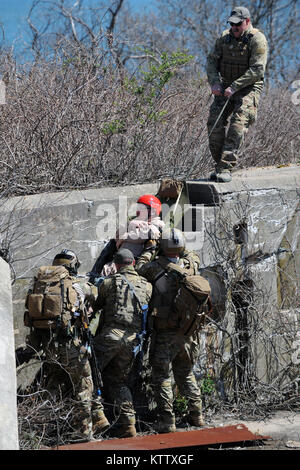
[150,330,202,421]
[93,327,138,424]
[25,329,102,436]
[207,86,261,170]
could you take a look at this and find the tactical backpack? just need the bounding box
[156,259,212,335]
[24,265,78,330]
[156,178,183,200]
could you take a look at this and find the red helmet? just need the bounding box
[137,194,162,216]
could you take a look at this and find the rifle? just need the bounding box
[81,306,103,397]
[133,304,148,361]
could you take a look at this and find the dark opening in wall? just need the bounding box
[186,182,220,206]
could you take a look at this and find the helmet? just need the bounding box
[137,194,162,216]
[160,228,186,256]
[114,248,135,265]
[52,249,81,275]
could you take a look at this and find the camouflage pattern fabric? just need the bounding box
[23,278,101,438]
[206,26,268,92]
[93,265,152,424]
[206,25,268,169]
[136,249,203,421]
[150,330,202,420]
[136,249,201,281]
[93,328,139,423]
[55,342,95,436]
[207,87,261,169]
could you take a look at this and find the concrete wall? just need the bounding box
[0,258,19,450]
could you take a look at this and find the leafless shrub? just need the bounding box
[242,88,300,168]
[0,0,299,198]
[0,51,299,199]
[197,194,300,418]
[16,352,156,449]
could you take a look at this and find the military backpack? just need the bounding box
[155,259,212,335]
[24,265,78,330]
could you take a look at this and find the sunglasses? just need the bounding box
[230,21,243,27]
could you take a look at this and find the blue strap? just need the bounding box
[133,304,148,357]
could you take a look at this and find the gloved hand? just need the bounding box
[224,86,235,98]
[144,239,158,252]
[94,276,105,287]
[211,84,222,96]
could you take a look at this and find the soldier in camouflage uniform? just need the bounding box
[20,249,109,442]
[136,229,204,433]
[206,6,268,182]
[93,248,153,438]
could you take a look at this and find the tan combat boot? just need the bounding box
[157,415,176,433]
[92,411,110,434]
[187,412,205,427]
[210,167,232,183]
[112,416,137,438]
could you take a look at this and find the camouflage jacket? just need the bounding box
[94,265,153,331]
[136,249,201,329]
[206,25,268,92]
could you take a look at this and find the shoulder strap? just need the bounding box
[156,258,194,277]
[72,281,85,303]
[221,29,231,44]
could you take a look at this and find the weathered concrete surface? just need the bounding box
[0,258,19,450]
[212,410,300,449]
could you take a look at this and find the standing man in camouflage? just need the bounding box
[206,6,268,182]
[93,248,153,438]
[136,229,205,433]
[20,249,109,442]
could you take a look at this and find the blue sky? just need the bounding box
[0,0,153,46]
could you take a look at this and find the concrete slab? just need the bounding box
[211,411,300,449]
[189,164,300,195]
[0,182,159,213]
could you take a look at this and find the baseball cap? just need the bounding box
[114,248,135,265]
[228,6,251,23]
